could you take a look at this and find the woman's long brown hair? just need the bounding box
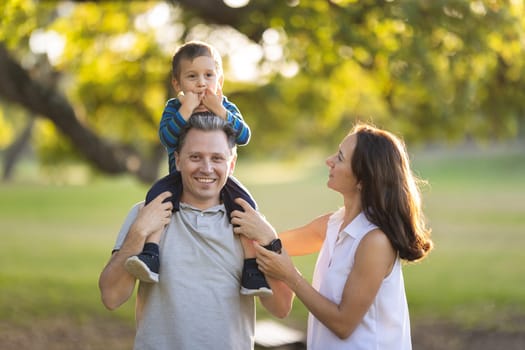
[351,123,433,262]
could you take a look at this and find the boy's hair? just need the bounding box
[176,112,237,155]
[171,41,223,81]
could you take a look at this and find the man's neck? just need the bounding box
[179,195,221,211]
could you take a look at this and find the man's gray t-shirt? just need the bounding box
[114,202,255,350]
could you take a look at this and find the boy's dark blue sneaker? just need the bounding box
[125,251,160,283]
[240,258,273,296]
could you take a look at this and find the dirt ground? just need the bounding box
[2,316,525,350]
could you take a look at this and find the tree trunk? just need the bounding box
[2,117,34,182]
[0,43,160,183]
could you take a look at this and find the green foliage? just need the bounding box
[51,2,167,144]
[1,0,525,174]
[0,0,38,49]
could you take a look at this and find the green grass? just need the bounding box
[1,144,525,331]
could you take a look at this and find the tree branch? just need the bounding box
[0,43,159,182]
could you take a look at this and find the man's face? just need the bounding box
[175,128,236,209]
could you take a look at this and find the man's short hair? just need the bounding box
[176,112,237,154]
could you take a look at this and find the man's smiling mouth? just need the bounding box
[196,177,215,183]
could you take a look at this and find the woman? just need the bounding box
[231,123,433,350]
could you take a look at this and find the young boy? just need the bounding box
[124,41,271,296]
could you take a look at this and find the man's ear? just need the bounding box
[175,152,180,171]
[228,154,237,175]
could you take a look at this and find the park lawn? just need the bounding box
[1,144,524,332]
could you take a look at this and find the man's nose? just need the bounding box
[200,159,213,172]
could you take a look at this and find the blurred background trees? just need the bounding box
[1,0,524,183]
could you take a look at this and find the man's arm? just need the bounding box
[228,199,294,317]
[259,276,295,318]
[98,192,172,310]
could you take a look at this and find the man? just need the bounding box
[98,114,293,350]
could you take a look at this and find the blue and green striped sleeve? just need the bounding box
[222,96,251,146]
[158,96,251,173]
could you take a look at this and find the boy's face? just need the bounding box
[172,55,224,98]
[175,128,236,209]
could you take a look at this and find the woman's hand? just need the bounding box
[230,198,277,244]
[253,244,300,287]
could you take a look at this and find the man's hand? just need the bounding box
[130,191,173,238]
[230,198,277,244]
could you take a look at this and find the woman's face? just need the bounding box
[325,133,360,196]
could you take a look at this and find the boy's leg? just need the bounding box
[239,236,273,296]
[221,175,257,214]
[125,172,182,283]
[145,172,182,210]
[222,176,272,296]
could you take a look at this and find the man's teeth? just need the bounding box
[197,178,214,183]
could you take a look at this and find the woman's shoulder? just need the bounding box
[359,228,396,257]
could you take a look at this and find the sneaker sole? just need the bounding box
[240,286,273,297]
[125,256,159,283]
